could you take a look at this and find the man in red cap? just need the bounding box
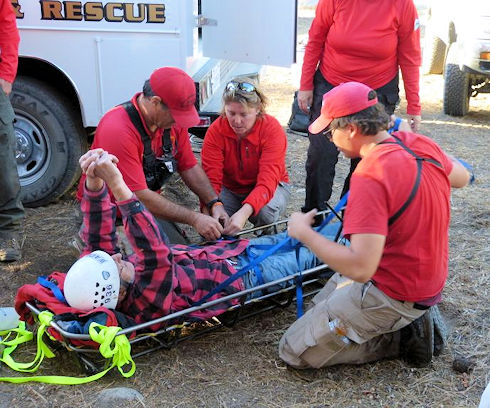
[279,82,470,369]
[77,67,228,243]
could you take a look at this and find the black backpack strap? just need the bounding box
[121,101,154,162]
[378,135,443,225]
[162,128,172,154]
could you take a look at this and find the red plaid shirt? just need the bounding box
[80,185,248,328]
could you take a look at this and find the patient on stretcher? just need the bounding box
[61,150,340,329]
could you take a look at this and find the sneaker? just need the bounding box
[0,231,22,262]
[400,309,434,368]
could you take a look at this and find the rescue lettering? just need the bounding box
[38,1,166,23]
[10,1,24,18]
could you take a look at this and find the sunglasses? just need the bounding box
[323,126,335,141]
[225,81,256,94]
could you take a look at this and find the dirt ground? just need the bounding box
[1,5,489,408]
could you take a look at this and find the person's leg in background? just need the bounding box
[250,182,291,228]
[303,71,337,212]
[218,186,245,218]
[0,88,25,262]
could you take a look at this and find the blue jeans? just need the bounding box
[0,88,24,232]
[237,222,343,297]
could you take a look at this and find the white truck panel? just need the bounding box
[201,0,297,67]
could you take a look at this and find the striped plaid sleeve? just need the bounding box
[118,196,174,320]
[80,184,118,257]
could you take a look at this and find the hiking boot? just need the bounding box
[0,231,22,262]
[431,305,448,356]
[400,310,434,368]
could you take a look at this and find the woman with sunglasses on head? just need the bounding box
[201,77,290,236]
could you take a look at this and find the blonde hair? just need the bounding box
[221,76,268,116]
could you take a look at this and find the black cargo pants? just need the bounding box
[0,88,24,232]
[303,71,400,212]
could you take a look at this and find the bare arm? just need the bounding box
[134,188,224,241]
[222,204,254,236]
[447,156,471,188]
[180,164,217,204]
[180,163,230,226]
[288,210,385,283]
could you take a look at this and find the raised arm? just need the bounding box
[78,149,119,256]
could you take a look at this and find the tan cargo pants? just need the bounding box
[279,273,427,368]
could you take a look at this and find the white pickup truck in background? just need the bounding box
[11,0,297,206]
[422,0,490,116]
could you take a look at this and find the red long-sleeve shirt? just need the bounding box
[201,114,289,216]
[80,185,248,329]
[0,0,19,83]
[300,0,421,115]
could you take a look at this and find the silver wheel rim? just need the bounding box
[14,111,51,186]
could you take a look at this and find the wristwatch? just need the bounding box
[206,198,223,211]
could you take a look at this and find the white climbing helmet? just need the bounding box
[64,250,120,311]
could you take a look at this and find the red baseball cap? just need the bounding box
[309,82,378,134]
[149,67,200,128]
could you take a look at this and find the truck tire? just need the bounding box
[10,77,87,207]
[422,34,447,75]
[443,46,471,116]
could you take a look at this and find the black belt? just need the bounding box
[412,303,431,310]
[400,300,430,310]
[371,280,431,310]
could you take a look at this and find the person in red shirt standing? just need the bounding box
[0,0,24,262]
[77,67,228,243]
[201,78,290,235]
[298,0,422,214]
[280,82,470,369]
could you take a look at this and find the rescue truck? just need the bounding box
[11,0,297,206]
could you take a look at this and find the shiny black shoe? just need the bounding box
[400,310,434,368]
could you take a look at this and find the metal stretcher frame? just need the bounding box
[24,209,343,373]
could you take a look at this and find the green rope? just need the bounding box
[0,313,135,384]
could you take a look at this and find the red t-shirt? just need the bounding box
[77,93,197,200]
[201,114,289,215]
[0,0,20,83]
[343,132,453,302]
[300,0,421,115]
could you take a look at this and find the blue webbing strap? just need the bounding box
[292,192,349,318]
[37,277,67,304]
[193,193,349,308]
[245,245,265,286]
[294,245,303,318]
[457,158,475,184]
[390,117,402,133]
[193,232,295,306]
